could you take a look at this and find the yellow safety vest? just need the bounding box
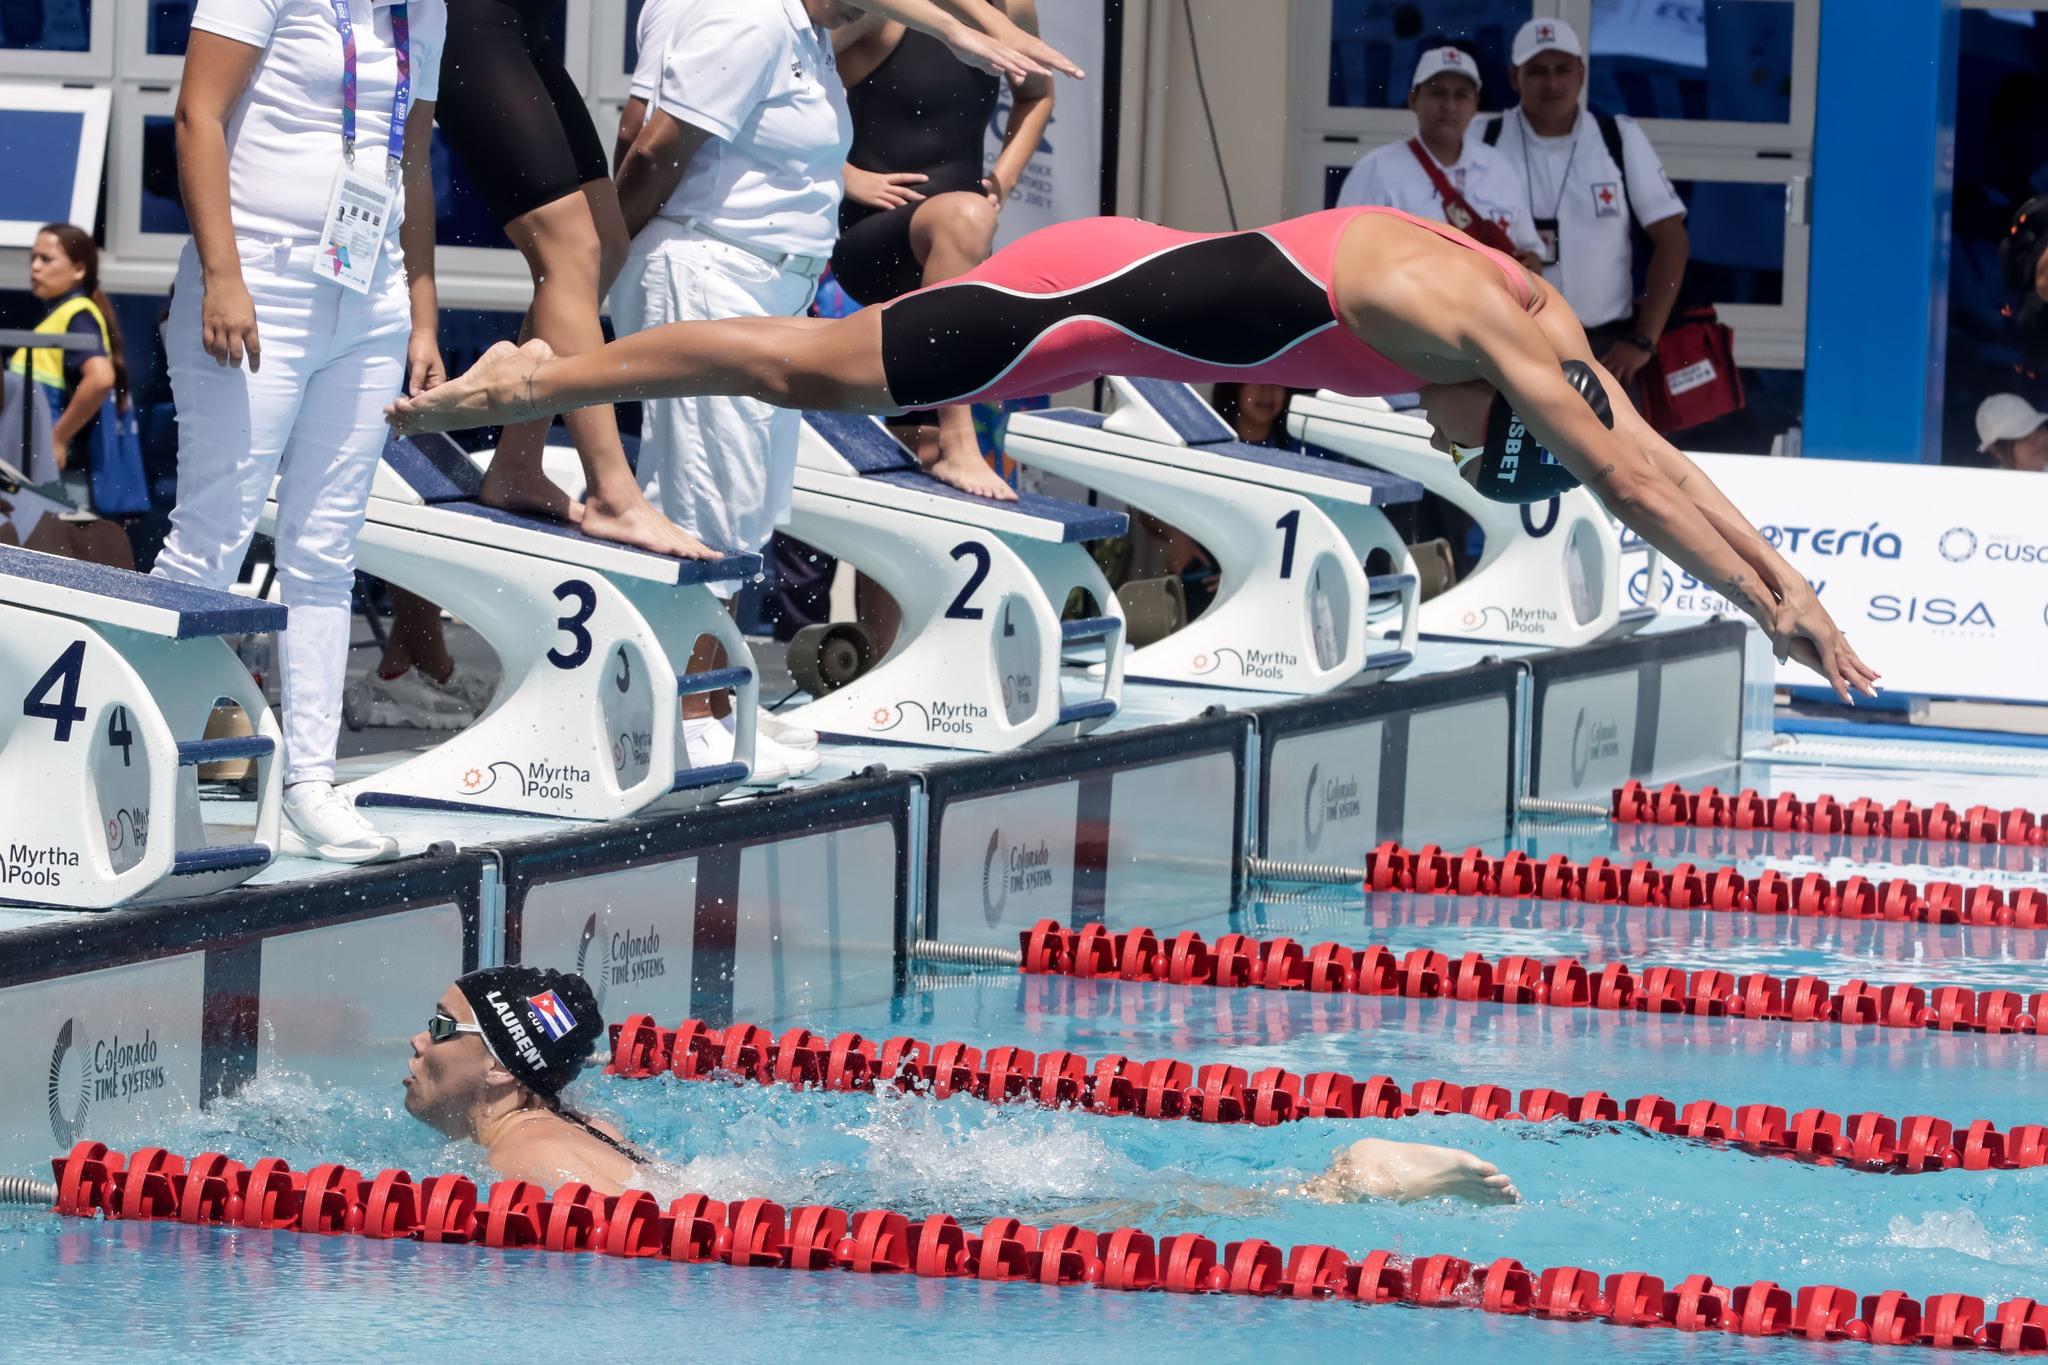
[6,294,109,393]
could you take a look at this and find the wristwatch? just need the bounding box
[1628,332,1656,353]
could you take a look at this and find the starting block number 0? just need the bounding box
[23,639,89,742]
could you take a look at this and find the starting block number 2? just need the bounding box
[23,639,89,742]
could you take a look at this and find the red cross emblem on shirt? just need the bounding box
[1597,185,1616,206]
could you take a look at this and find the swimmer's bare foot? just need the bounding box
[478,453,583,527]
[581,490,722,560]
[387,339,555,436]
[1292,1138,1519,1206]
[913,421,1015,501]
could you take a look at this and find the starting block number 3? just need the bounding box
[23,639,89,741]
[548,579,598,670]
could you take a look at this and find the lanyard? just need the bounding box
[330,0,411,181]
[1517,109,1581,222]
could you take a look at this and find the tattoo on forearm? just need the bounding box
[1718,572,1769,623]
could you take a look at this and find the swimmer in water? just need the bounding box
[404,967,647,1195]
[405,965,1517,1205]
[389,206,1878,703]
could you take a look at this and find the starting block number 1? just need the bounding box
[23,639,88,742]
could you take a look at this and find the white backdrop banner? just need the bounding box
[983,0,1106,248]
[1626,456,2048,703]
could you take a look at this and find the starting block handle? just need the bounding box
[679,666,754,697]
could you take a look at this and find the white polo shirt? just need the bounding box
[1335,134,1543,258]
[192,0,447,243]
[652,0,853,257]
[629,0,685,102]
[1487,106,1686,327]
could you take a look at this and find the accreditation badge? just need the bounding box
[311,161,397,295]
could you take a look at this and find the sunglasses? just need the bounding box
[425,1009,486,1044]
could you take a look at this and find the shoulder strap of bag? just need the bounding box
[1482,115,1503,147]
[1593,113,1634,225]
[1405,138,1518,255]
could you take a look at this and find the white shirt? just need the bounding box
[629,0,686,102]
[653,0,853,257]
[1335,134,1543,258]
[1488,107,1686,327]
[192,0,446,244]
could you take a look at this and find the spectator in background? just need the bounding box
[12,227,131,516]
[1977,393,2048,472]
[1211,382,1298,450]
[1336,46,1544,273]
[830,0,1052,498]
[1482,19,1689,385]
[159,0,447,863]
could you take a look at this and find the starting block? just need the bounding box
[1288,392,1660,647]
[1005,378,1421,694]
[780,413,1128,750]
[0,544,283,907]
[270,436,762,820]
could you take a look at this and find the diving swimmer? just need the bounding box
[389,206,1879,702]
[406,966,1517,1204]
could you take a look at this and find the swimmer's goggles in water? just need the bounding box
[426,1010,486,1044]
[1448,359,1613,505]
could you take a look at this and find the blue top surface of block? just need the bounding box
[806,411,919,474]
[863,471,1128,542]
[433,503,763,584]
[383,432,485,504]
[0,544,287,637]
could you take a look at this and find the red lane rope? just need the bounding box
[1609,821,2045,876]
[604,1015,2048,1175]
[1611,782,2046,848]
[1019,916,2045,1037]
[49,1141,2048,1351]
[1356,840,2048,937]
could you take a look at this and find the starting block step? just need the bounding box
[1005,378,1422,696]
[777,412,1128,752]
[1289,392,1661,647]
[269,435,766,821]
[0,544,285,909]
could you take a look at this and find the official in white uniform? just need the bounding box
[606,0,688,330]
[159,0,448,862]
[1483,18,1689,383]
[612,0,857,781]
[1336,47,1543,269]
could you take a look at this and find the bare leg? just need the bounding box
[906,193,1016,501]
[374,587,456,683]
[488,185,715,559]
[388,308,896,435]
[1287,1139,1518,1205]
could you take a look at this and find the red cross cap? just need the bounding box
[1537,23,1554,41]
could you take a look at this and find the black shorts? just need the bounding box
[435,0,612,227]
[830,163,986,306]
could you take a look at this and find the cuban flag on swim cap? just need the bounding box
[529,990,577,1041]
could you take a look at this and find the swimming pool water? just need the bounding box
[8,755,2046,1362]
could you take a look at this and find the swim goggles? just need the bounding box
[426,1009,486,1044]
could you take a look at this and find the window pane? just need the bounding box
[1669,179,1784,307]
[0,0,92,52]
[147,0,193,57]
[1589,0,1793,125]
[1327,0,1531,111]
[139,113,188,235]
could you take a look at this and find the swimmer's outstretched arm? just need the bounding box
[1468,287,1877,701]
[1283,1139,1518,1205]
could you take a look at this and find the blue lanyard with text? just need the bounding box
[330,0,411,182]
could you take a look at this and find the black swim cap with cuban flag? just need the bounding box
[1450,359,1611,504]
[455,966,604,1096]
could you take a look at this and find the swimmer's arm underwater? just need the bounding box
[1472,288,1877,702]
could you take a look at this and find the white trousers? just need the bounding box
[155,238,410,785]
[616,225,818,562]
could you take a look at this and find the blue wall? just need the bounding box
[1804,0,1960,462]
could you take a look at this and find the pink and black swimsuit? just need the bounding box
[876,206,1534,409]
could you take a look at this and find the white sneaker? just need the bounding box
[759,711,818,750]
[281,782,400,863]
[342,666,490,731]
[682,715,820,785]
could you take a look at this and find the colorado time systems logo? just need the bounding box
[1301,763,1363,854]
[1570,707,1622,787]
[47,1016,165,1146]
[982,828,1053,925]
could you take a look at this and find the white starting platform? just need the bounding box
[1005,377,1422,695]
[268,435,765,821]
[779,412,1129,751]
[0,544,284,908]
[1288,390,1662,648]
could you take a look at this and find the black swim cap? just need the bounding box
[455,966,604,1096]
[1456,359,1611,504]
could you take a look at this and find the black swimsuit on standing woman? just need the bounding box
[830,28,1001,305]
